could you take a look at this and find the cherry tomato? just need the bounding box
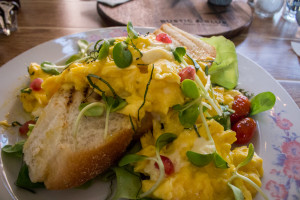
[230,95,251,124]
[154,155,174,176]
[179,66,196,82]
[30,78,43,91]
[156,33,172,43]
[19,120,36,135]
[232,117,256,144]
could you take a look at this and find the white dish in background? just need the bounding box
[0,27,299,200]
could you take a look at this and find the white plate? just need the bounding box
[0,27,300,200]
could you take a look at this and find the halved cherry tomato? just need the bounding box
[230,95,251,124]
[232,117,256,144]
[179,66,196,82]
[156,33,172,43]
[19,120,36,135]
[30,78,43,91]
[154,155,174,175]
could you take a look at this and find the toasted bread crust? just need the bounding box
[154,23,216,60]
[45,128,133,189]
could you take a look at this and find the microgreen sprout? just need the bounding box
[27,124,35,136]
[20,88,32,94]
[113,41,133,68]
[117,133,177,198]
[137,65,154,121]
[228,143,269,200]
[73,102,105,137]
[86,74,127,139]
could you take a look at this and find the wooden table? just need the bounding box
[0,0,299,108]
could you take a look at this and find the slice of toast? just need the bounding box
[154,23,216,61]
[23,88,134,189]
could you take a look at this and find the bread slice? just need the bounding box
[154,23,216,61]
[23,88,134,189]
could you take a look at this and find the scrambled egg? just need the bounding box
[135,114,263,200]
[20,34,263,200]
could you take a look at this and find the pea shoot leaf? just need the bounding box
[77,39,90,55]
[237,143,254,170]
[20,88,32,94]
[186,151,214,167]
[213,152,229,169]
[209,105,233,130]
[79,102,105,117]
[119,154,148,167]
[155,133,177,152]
[98,40,110,60]
[127,21,139,39]
[181,79,200,99]
[186,53,200,71]
[111,166,142,200]
[250,92,276,116]
[2,140,25,158]
[86,74,127,112]
[113,41,133,68]
[65,54,82,65]
[228,182,244,200]
[172,47,186,63]
[178,103,200,128]
[41,61,60,75]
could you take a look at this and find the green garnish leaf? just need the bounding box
[213,152,229,169]
[127,21,139,39]
[186,151,214,167]
[181,79,200,99]
[11,121,22,127]
[41,61,60,75]
[228,182,244,200]
[186,53,200,71]
[98,40,110,60]
[155,133,177,152]
[178,103,200,128]
[127,141,143,154]
[237,143,254,170]
[137,65,154,121]
[111,166,142,200]
[113,41,133,68]
[108,38,115,46]
[193,124,201,137]
[16,164,45,192]
[209,105,233,130]
[201,36,238,90]
[20,88,32,94]
[110,98,128,112]
[79,102,105,117]
[77,39,90,54]
[65,54,82,65]
[86,74,127,112]
[2,140,25,158]
[119,154,148,167]
[98,169,116,182]
[172,47,186,63]
[205,65,209,76]
[250,92,276,116]
[27,124,35,136]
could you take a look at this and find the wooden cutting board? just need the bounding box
[97,0,253,37]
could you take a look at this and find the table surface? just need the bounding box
[0,0,299,108]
